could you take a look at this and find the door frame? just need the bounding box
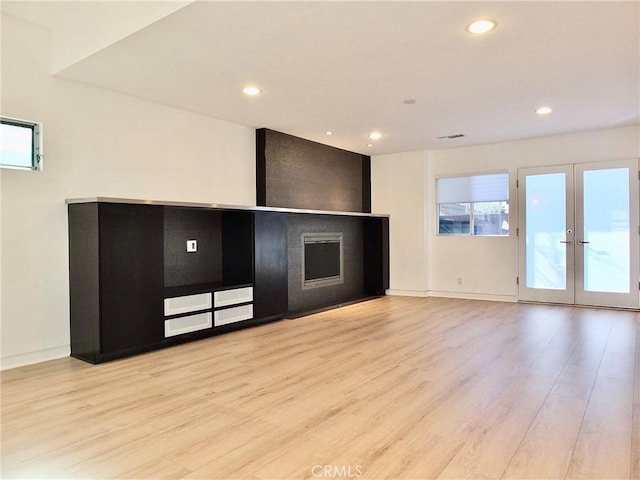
[574,159,639,308]
[517,164,575,305]
[517,159,639,309]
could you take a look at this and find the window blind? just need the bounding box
[436,173,508,204]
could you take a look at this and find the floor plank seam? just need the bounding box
[561,320,613,480]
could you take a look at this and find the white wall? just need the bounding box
[373,125,639,301]
[0,15,256,369]
[371,150,429,295]
[428,126,639,300]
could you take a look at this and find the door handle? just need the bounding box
[560,240,573,244]
[577,240,590,245]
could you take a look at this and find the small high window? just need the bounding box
[1,116,43,171]
[437,173,509,236]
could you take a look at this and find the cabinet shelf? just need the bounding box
[163,282,253,299]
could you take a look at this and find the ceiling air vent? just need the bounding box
[437,134,465,139]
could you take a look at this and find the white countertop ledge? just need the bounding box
[65,197,390,218]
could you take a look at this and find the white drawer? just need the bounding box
[164,312,212,338]
[214,287,253,307]
[164,292,212,316]
[214,304,253,326]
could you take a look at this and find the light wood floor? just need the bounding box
[2,296,639,480]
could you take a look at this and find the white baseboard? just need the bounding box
[385,289,429,297]
[428,291,517,303]
[385,289,516,303]
[1,345,70,371]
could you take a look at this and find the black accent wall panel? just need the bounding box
[361,158,372,213]
[164,207,223,287]
[256,129,371,213]
[256,129,267,206]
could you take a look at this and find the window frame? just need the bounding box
[436,172,509,237]
[1,116,43,171]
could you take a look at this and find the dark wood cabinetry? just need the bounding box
[69,203,164,363]
[68,198,389,363]
[363,216,390,296]
[253,211,288,319]
[100,204,164,354]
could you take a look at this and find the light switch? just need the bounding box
[186,240,197,253]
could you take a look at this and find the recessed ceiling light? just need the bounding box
[242,86,261,96]
[535,106,552,115]
[368,131,382,140]
[367,144,374,148]
[467,20,496,34]
[326,131,333,136]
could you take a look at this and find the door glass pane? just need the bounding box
[526,173,567,289]
[583,168,629,293]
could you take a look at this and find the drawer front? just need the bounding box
[214,287,253,307]
[214,304,253,327]
[164,312,212,338]
[164,292,212,316]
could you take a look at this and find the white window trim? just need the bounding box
[436,171,509,236]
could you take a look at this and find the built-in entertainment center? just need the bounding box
[67,128,389,363]
[67,199,388,363]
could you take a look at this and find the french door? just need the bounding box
[518,159,639,308]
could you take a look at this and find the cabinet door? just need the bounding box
[99,203,164,353]
[253,212,288,319]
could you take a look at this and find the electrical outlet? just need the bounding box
[457,277,462,285]
[186,240,197,253]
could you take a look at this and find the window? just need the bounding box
[437,173,509,236]
[1,116,43,171]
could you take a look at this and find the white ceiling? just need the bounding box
[2,1,639,155]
